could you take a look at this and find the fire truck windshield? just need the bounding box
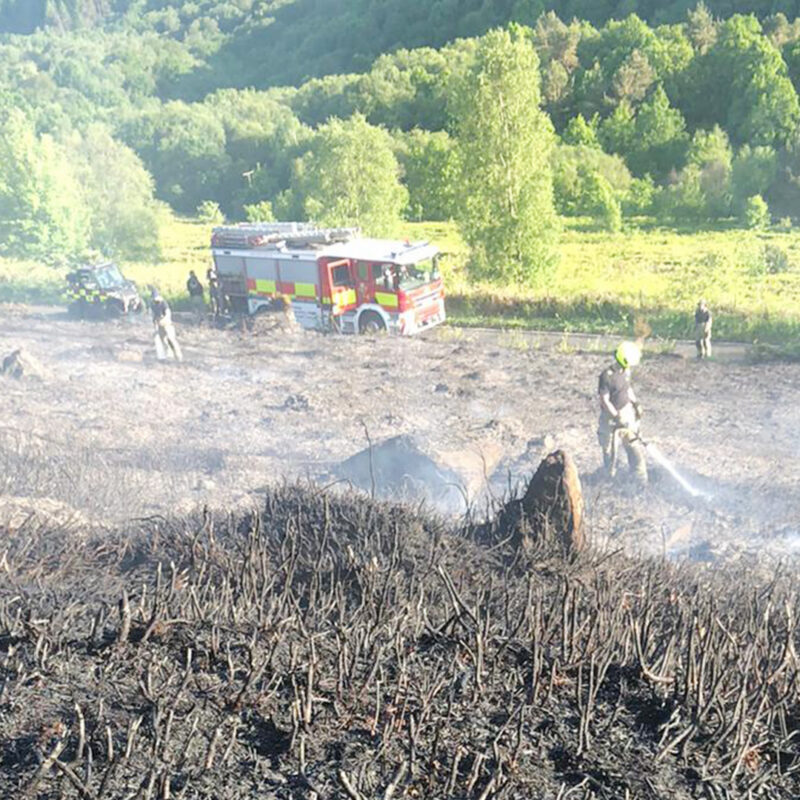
[395,257,440,291]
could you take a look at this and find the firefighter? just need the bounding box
[277,293,296,327]
[186,270,205,315]
[379,265,393,291]
[694,299,712,359]
[150,288,183,362]
[597,341,647,486]
[207,265,222,317]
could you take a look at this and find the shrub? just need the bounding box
[623,176,657,215]
[197,200,225,224]
[763,244,790,273]
[583,173,622,232]
[742,194,770,230]
[243,200,275,222]
[552,144,631,227]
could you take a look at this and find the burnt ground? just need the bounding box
[3,305,800,799]
[1,304,798,563]
[3,487,800,799]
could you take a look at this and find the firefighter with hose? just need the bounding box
[150,288,183,362]
[597,341,647,486]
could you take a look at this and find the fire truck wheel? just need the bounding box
[359,311,386,335]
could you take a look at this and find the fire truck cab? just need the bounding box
[210,223,446,335]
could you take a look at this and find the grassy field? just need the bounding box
[3,214,800,345]
[0,213,210,307]
[431,219,800,344]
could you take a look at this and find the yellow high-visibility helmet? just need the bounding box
[615,341,641,369]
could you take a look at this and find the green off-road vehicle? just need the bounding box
[65,262,143,318]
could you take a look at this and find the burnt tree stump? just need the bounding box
[1,348,45,380]
[519,450,584,555]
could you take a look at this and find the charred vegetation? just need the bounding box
[2,485,800,798]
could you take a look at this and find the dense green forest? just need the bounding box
[3,0,800,279]
[6,0,800,86]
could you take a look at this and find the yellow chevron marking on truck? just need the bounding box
[375,291,398,308]
[334,288,357,307]
[255,279,276,294]
[68,288,103,300]
[294,282,317,298]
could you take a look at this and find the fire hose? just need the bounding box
[627,430,709,499]
[608,400,708,500]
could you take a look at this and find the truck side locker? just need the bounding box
[214,253,248,313]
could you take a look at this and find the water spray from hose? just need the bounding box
[645,443,709,499]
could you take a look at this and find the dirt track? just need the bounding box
[1,304,799,563]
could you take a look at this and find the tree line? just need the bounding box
[3,5,800,280]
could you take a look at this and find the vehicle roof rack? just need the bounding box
[211,222,359,250]
[76,261,114,271]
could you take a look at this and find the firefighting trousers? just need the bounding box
[190,295,206,316]
[597,413,647,484]
[695,322,712,358]
[156,324,183,362]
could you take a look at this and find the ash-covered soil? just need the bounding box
[1,304,799,563]
[3,306,800,798]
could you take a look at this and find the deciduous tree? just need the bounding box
[120,101,230,213]
[688,15,800,145]
[66,124,161,259]
[288,113,407,235]
[732,143,778,209]
[0,109,88,259]
[397,129,459,221]
[602,85,688,178]
[451,26,559,284]
[686,1,718,55]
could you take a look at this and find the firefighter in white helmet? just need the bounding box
[597,341,647,485]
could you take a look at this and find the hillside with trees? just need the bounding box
[7,1,800,91]
[2,1,800,282]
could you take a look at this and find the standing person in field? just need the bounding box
[207,265,221,318]
[694,299,712,359]
[186,270,205,315]
[150,288,183,362]
[597,342,647,487]
[277,293,296,328]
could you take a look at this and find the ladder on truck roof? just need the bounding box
[211,222,359,250]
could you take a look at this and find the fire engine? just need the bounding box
[210,222,446,334]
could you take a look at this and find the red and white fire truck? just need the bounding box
[210,223,446,334]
